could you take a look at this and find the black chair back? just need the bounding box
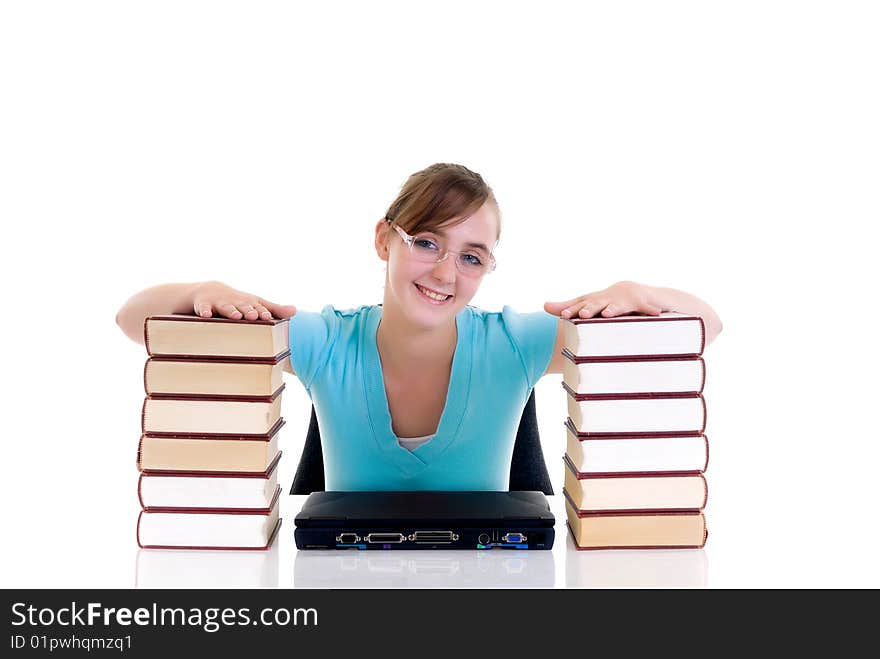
[290,389,553,495]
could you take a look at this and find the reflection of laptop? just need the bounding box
[293,491,555,550]
[293,548,556,588]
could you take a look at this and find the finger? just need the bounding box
[194,301,214,318]
[543,298,583,315]
[600,302,663,317]
[572,298,608,319]
[236,303,259,321]
[253,304,272,320]
[217,303,243,320]
[260,299,298,319]
[601,303,628,317]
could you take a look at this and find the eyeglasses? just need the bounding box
[387,219,497,277]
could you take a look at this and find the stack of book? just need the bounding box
[561,312,709,550]
[136,314,290,550]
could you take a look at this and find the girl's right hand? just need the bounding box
[192,281,297,321]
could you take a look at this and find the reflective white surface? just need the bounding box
[131,494,710,589]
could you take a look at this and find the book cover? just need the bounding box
[563,455,708,513]
[137,420,285,472]
[144,314,289,360]
[141,387,284,436]
[562,350,705,396]
[564,491,707,550]
[564,418,709,475]
[564,383,706,437]
[144,353,291,398]
[138,452,282,510]
[136,488,282,550]
[562,312,705,359]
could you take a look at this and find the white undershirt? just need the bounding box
[397,434,434,451]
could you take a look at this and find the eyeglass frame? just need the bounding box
[385,218,497,276]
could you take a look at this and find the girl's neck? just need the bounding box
[376,300,457,373]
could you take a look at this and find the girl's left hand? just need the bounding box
[543,281,664,319]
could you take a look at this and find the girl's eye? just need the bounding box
[460,253,483,266]
[414,238,438,251]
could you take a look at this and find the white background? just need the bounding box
[2,1,878,588]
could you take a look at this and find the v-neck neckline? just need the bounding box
[363,305,473,476]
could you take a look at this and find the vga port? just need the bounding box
[335,533,361,544]
[502,532,527,544]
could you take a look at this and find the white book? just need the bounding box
[565,419,709,474]
[138,453,281,510]
[563,312,704,358]
[563,353,705,395]
[137,490,281,550]
[566,388,706,436]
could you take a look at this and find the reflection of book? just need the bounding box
[565,536,708,588]
[563,457,707,512]
[562,313,704,359]
[137,489,281,550]
[139,453,282,509]
[145,354,291,397]
[144,314,289,360]
[565,490,707,549]
[565,384,706,437]
[563,351,704,395]
[565,419,708,475]
[135,543,280,588]
[142,388,284,436]
[137,421,284,472]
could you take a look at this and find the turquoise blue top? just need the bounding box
[288,304,558,491]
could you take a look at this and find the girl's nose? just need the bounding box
[430,253,457,282]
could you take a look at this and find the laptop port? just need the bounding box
[502,532,526,544]
[408,531,459,543]
[365,533,406,544]
[335,533,361,544]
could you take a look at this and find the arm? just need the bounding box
[542,281,723,375]
[115,280,297,346]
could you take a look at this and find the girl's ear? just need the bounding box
[374,218,391,261]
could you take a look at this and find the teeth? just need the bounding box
[417,284,451,301]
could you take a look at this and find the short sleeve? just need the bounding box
[288,304,340,389]
[500,306,559,389]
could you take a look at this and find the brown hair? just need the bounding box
[383,163,501,239]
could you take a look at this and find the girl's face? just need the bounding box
[377,201,499,331]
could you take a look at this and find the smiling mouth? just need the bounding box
[414,283,453,303]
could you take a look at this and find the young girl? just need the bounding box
[116,163,722,491]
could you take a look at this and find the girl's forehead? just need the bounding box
[428,205,499,245]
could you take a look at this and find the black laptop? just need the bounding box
[293,491,555,550]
